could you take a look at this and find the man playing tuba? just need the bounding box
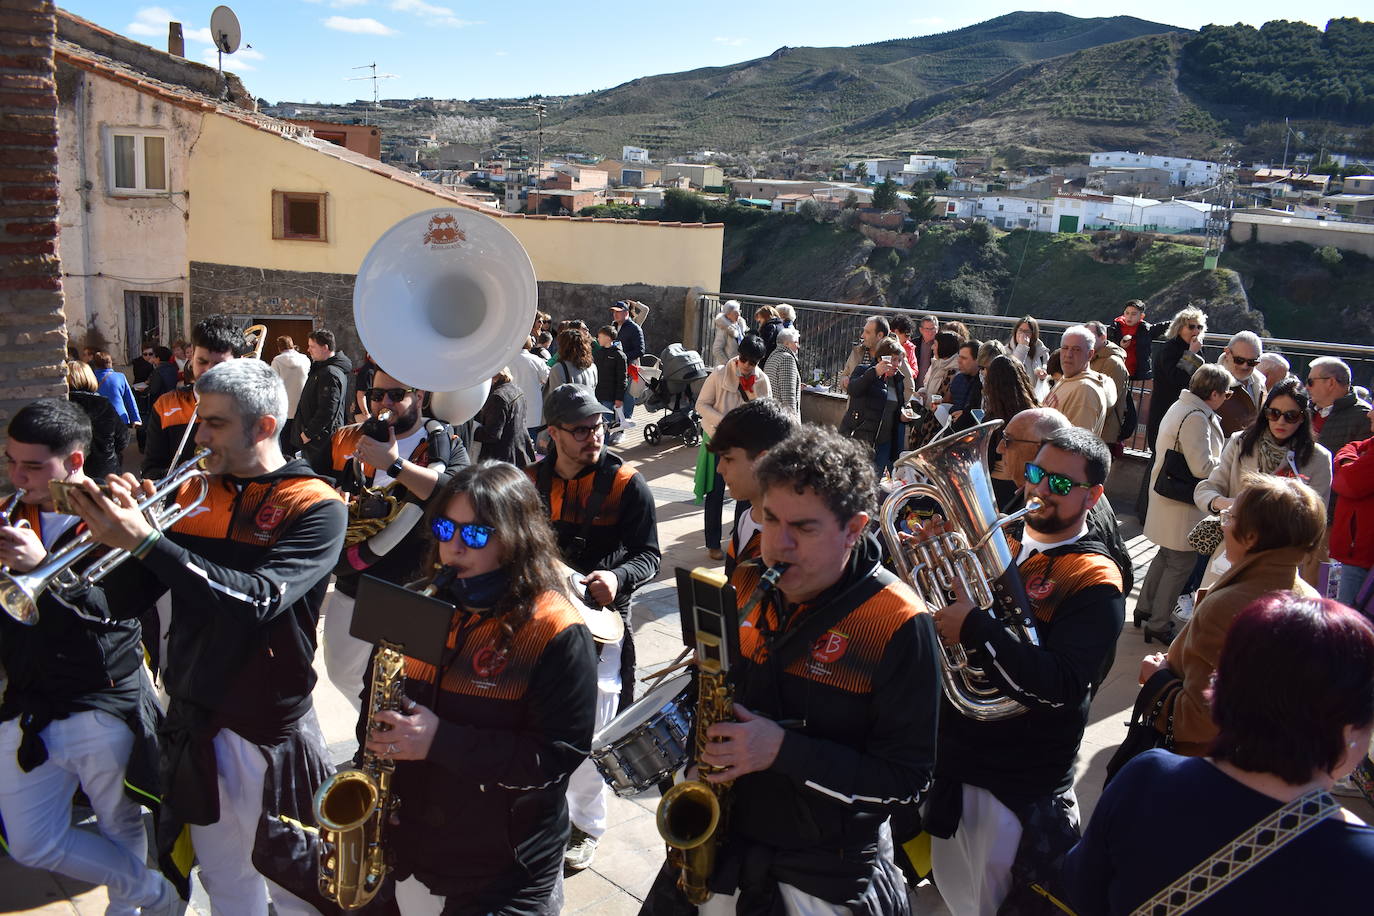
[923,427,1125,915]
[320,366,470,710]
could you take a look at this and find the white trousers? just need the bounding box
[322,591,370,712]
[930,785,1024,916]
[190,729,318,916]
[0,710,162,916]
[565,640,622,838]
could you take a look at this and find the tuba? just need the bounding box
[879,421,1043,721]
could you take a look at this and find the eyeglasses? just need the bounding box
[1186,323,1204,331]
[141,350,154,357]
[1001,434,1044,449]
[431,518,495,549]
[367,387,416,402]
[1265,407,1305,424]
[556,421,606,442]
[1305,376,1328,386]
[1231,356,1261,367]
[1024,462,1093,496]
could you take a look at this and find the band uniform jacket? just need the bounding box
[718,535,940,907]
[937,532,1124,804]
[141,387,198,479]
[386,589,597,911]
[327,419,470,598]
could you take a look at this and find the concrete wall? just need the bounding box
[188,116,723,291]
[1229,215,1374,258]
[0,0,70,435]
[54,59,200,358]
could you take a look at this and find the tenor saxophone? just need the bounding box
[656,562,787,904]
[312,571,450,909]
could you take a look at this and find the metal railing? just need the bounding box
[695,292,1374,456]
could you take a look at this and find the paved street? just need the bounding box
[4,423,1370,914]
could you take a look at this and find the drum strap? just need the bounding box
[536,453,617,571]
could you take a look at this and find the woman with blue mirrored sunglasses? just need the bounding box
[430,517,495,549]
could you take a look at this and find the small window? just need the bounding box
[106,129,169,194]
[272,191,328,241]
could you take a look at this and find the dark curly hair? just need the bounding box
[423,462,566,649]
[982,355,1039,421]
[754,426,876,524]
[556,327,594,370]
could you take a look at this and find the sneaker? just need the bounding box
[620,417,637,429]
[564,827,598,871]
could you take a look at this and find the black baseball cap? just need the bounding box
[544,384,611,426]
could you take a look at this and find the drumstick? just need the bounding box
[640,648,693,686]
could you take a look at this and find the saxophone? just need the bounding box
[656,562,788,904]
[312,571,451,909]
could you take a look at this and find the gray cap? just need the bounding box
[543,384,610,426]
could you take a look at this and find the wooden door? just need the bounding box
[250,318,315,362]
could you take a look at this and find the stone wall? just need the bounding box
[0,0,69,441]
[190,260,701,370]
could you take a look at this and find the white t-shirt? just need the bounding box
[1015,520,1089,565]
[372,424,427,487]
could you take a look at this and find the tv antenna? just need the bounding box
[499,100,547,166]
[209,5,240,96]
[347,63,399,114]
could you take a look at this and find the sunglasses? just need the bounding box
[1265,407,1305,424]
[557,421,606,442]
[1186,323,1204,331]
[367,387,416,402]
[1024,462,1093,496]
[1231,356,1261,367]
[1305,376,1327,386]
[431,518,495,549]
[141,350,154,357]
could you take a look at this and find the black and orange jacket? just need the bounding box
[141,387,198,479]
[385,589,597,903]
[938,532,1124,803]
[724,514,760,578]
[97,458,346,737]
[717,535,940,903]
[326,420,469,598]
[528,449,660,614]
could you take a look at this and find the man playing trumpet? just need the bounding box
[67,359,347,916]
[0,400,178,916]
[321,367,470,709]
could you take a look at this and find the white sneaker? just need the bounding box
[620,418,637,429]
[1173,593,1195,624]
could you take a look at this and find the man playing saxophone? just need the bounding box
[360,462,597,915]
[923,428,1124,915]
[321,366,469,709]
[65,359,346,916]
[643,426,941,915]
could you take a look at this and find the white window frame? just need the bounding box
[104,127,170,196]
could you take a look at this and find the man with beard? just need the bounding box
[321,368,470,708]
[142,316,245,479]
[926,427,1124,916]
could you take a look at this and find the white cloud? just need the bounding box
[324,16,397,35]
[184,25,213,43]
[303,0,371,5]
[713,36,746,47]
[388,0,479,27]
[126,6,175,37]
[493,50,507,56]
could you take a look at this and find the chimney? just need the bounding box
[168,22,184,57]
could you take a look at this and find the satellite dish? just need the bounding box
[210,6,240,55]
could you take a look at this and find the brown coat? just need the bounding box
[1160,545,1317,755]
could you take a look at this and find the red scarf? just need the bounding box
[739,372,756,395]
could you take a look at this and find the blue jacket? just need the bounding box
[615,318,645,363]
[95,368,140,424]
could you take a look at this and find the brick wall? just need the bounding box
[0,0,68,436]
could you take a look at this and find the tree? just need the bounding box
[797,199,822,222]
[853,161,868,184]
[844,191,860,209]
[933,170,951,190]
[433,114,498,146]
[872,177,900,212]
[906,187,937,221]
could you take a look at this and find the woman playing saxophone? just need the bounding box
[361,462,597,916]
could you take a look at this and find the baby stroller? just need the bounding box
[637,344,708,446]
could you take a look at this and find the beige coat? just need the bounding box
[695,357,772,437]
[1193,432,1332,515]
[1144,391,1225,552]
[1090,342,1130,442]
[1045,368,1117,437]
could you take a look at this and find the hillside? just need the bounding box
[721,219,1374,345]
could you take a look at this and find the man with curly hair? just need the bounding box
[641,427,940,915]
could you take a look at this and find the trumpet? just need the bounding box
[0,449,213,625]
[1,489,29,574]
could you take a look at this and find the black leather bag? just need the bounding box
[1152,410,1204,503]
[1105,669,1183,786]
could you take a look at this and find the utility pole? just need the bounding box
[499,100,547,166]
[1203,145,1235,271]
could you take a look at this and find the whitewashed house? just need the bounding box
[1088,152,1220,188]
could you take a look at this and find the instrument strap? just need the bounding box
[756,564,896,673]
[535,454,616,569]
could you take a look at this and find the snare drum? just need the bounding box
[591,672,693,797]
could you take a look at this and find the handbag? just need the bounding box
[1152,410,1205,503]
[1187,515,1224,556]
[1104,669,1183,786]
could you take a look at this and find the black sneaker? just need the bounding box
[564,826,598,871]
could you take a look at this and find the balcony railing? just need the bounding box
[693,292,1374,456]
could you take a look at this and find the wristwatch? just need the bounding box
[388,457,405,477]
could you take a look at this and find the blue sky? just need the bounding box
[64,2,1369,105]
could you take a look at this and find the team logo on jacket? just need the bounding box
[254,503,287,538]
[811,630,849,664]
[472,645,509,680]
[1025,574,1055,601]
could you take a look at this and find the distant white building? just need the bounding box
[1089,151,1220,188]
[856,158,906,182]
[622,145,650,163]
[972,195,1051,231]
